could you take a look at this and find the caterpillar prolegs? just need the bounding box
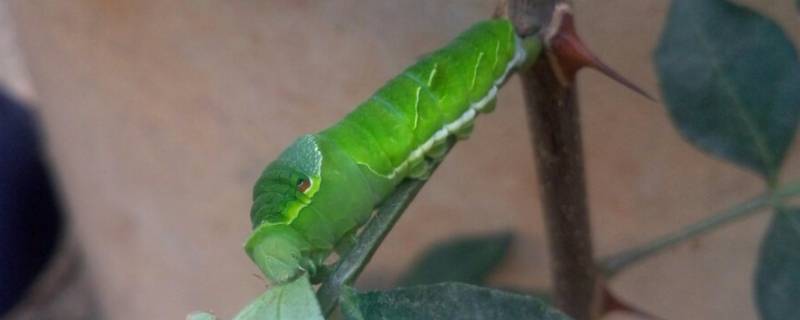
[246,19,539,284]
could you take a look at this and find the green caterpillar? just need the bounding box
[246,19,540,285]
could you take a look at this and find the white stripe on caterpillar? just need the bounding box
[385,35,527,179]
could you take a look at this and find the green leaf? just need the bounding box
[397,232,513,286]
[340,283,571,320]
[187,311,217,320]
[654,0,800,181]
[755,207,800,320]
[232,274,324,320]
[497,287,553,305]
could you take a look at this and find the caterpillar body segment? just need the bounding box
[246,19,541,284]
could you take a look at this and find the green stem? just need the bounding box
[315,141,456,318]
[601,179,800,278]
[774,179,800,200]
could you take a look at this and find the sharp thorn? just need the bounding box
[602,287,666,320]
[602,286,664,320]
[589,58,658,102]
[544,3,657,102]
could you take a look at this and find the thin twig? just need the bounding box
[315,141,456,317]
[511,1,599,318]
[601,179,800,277]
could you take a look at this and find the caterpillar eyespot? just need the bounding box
[245,19,542,285]
[296,178,311,193]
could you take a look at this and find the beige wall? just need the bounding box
[8,1,800,319]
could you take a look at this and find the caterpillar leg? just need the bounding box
[410,135,456,179]
[477,97,497,114]
[426,141,449,160]
[407,158,435,180]
[308,263,334,284]
[453,122,474,140]
[334,228,359,256]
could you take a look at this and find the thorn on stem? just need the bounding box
[544,3,656,102]
[602,286,665,320]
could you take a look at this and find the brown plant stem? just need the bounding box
[510,1,599,318]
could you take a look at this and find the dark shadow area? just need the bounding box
[0,88,63,316]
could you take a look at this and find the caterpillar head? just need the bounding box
[246,135,323,283]
[250,135,322,227]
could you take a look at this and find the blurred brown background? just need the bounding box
[2,0,799,319]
